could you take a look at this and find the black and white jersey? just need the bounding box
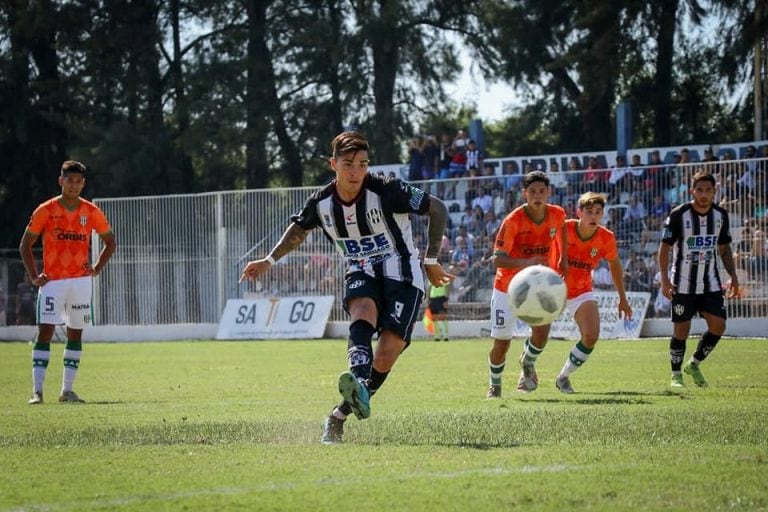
[291,173,430,291]
[661,202,732,294]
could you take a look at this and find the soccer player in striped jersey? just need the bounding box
[240,131,454,444]
[486,171,567,398]
[554,192,632,393]
[658,170,740,388]
[19,161,116,405]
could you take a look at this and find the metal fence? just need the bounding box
[2,157,764,327]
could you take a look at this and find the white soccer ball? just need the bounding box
[507,265,567,326]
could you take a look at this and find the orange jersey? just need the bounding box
[26,197,112,281]
[564,219,618,298]
[493,204,566,292]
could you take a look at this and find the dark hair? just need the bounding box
[61,160,86,176]
[522,170,550,188]
[330,131,369,159]
[691,169,716,188]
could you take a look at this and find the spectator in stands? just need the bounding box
[449,235,472,276]
[747,230,768,281]
[464,168,483,210]
[629,154,645,190]
[455,224,476,259]
[647,150,671,192]
[624,251,651,292]
[583,156,608,193]
[471,184,494,214]
[622,192,647,239]
[608,154,631,202]
[649,193,671,222]
[482,163,503,194]
[679,148,691,166]
[465,139,484,176]
[453,129,468,153]
[548,160,568,203]
[501,162,522,190]
[484,210,500,238]
[407,137,425,182]
[737,145,759,198]
[422,135,439,182]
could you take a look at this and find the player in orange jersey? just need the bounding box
[554,191,632,393]
[19,161,116,405]
[486,171,568,398]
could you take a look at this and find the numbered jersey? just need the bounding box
[26,197,112,281]
[493,204,566,293]
[564,220,618,299]
[661,202,732,294]
[291,173,430,291]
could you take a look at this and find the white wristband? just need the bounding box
[265,255,276,265]
[423,257,439,266]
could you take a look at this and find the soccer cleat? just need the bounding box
[683,362,708,388]
[320,415,345,445]
[516,352,538,392]
[58,390,85,403]
[443,338,449,342]
[555,376,575,394]
[670,374,685,388]
[486,385,502,399]
[338,372,370,420]
[28,391,43,405]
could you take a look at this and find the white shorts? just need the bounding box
[37,276,94,329]
[489,288,515,340]
[565,291,597,315]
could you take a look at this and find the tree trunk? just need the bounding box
[653,0,678,146]
[368,0,401,164]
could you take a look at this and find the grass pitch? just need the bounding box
[0,338,766,511]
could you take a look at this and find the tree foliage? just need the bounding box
[0,0,762,248]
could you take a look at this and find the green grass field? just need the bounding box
[1,338,766,511]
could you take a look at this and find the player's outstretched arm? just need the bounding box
[608,257,633,320]
[240,223,310,283]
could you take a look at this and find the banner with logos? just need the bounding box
[507,291,651,340]
[216,296,334,340]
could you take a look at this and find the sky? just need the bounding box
[446,72,519,123]
[445,43,521,124]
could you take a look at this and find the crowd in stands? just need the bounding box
[404,132,768,318]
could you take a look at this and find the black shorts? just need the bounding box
[429,296,448,315]
[671,292,727,323]
[343,272,424,343]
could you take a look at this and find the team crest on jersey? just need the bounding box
[549,227,556,239]
[590,247,598,258]
[366,208,383,225]
[406,185,425,210]
[80,215,87,226]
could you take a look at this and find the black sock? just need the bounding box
[669,337,686,372]
[368,368,390,396]
[336,402,353,417]
[347,319,376,380]
[692,331,721,363]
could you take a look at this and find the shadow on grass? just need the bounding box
[518,397,652,405]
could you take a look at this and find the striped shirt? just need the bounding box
[661,202,732,294]
[291,173,430,292]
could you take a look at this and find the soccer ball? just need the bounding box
[507,265,567,326]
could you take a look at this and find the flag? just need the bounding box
[422,306,435,335]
